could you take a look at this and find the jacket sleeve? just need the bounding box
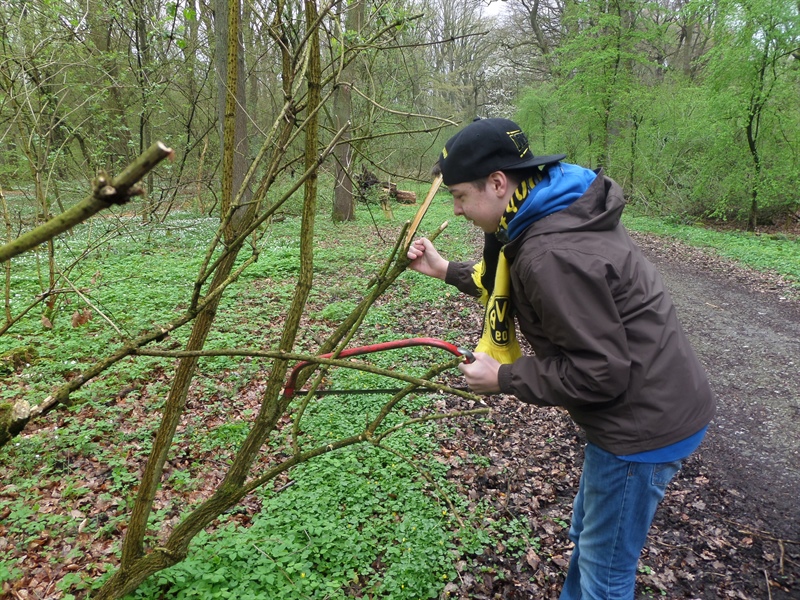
[497,248,631,408]
[444,260,483,299]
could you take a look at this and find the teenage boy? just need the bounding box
[407,117,715,599]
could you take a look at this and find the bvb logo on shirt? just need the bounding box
[487,296,512,345]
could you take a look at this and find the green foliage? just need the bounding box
[514,0,800,228]
[314,300,357,322]
[0,562,22,587]
[198,421,251,453]
[492,516,541,560]
[699,0,800,222]
[128,448,461,599]
[0,345,38,377]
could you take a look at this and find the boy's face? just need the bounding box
[448,173,509,233]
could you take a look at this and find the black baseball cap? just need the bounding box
[439,118,566,186]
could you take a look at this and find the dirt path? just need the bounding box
[635,232,800,543]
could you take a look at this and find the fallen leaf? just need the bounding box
[525,548,540,570]
[71,308,92,327]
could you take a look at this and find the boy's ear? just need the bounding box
[487,171,509,196]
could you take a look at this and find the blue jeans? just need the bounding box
[559,443,681,600]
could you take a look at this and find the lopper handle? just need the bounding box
[282,337,473,400]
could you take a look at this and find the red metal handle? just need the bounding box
[282,337,473,400]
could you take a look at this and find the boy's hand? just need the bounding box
[407,238,448,280]
[458,352,501,394]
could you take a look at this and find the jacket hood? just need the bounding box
[505,163,597,242]
[504,169,625,259]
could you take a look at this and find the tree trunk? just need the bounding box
[86,0,130,167]
[746,118,761,232]
[1,188,11,323]
[108,0,253,588]
[215,0,252,230]
[332,79,355,221]
[395,190,417,204]
[528,0,550,55]
[332,0,364,222]
[135,0,155,222]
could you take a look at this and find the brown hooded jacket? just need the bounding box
[445,171,716,455]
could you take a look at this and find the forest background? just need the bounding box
[3,0,799,230]
[0,0,799,598]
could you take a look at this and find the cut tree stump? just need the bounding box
[379,190,394,219]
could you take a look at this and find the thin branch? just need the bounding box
[383,31,490,51]
[373,407,490,443]
[350,85,459,124]
[136,347,480,401]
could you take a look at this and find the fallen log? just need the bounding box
[395,190,417,204]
